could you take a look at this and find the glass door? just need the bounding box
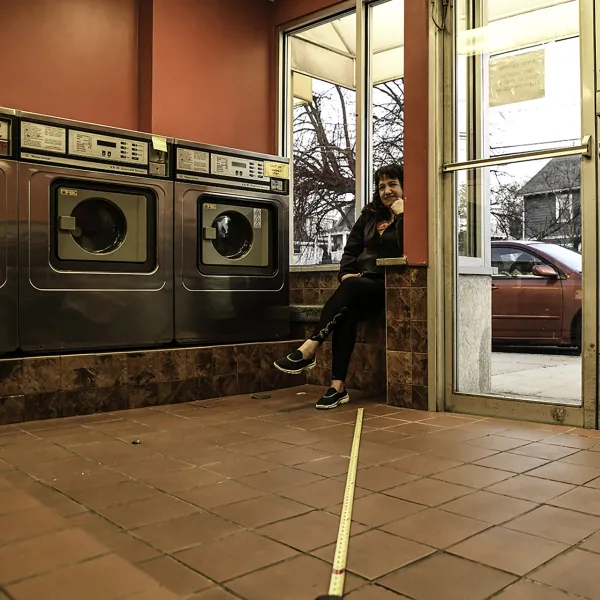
[442,0,598,427]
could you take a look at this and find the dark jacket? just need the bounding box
[338,209,404,282]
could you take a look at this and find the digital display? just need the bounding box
[232,161,246,168]
[97,140,117,148]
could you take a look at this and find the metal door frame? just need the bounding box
[437,0,599,427]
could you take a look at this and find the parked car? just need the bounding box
[491,241,582,350]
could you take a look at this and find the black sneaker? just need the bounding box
[316,387,350,410]
[273,350,316,375]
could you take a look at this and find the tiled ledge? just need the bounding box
[289,305,322,323]
[290,264,340,273]
[376,256,408,267]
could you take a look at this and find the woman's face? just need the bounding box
[378,175,404,208]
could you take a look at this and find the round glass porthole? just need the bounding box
[70,198,127,254]
[211,211,253,259]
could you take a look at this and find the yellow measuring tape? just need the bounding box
[316,407,364,600]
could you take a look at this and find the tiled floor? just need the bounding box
[2,385,600,599]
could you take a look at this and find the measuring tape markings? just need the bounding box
[316,407,365,600]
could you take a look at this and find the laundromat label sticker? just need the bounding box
[253,208,262,228]
[60,188,78,197]
[264,161,289,179]
[21,121,67,153]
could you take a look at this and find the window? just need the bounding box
[491,246,544,278]
[556,193,574,223]
[281,1,404,266]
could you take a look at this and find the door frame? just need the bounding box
[433,0,598,427]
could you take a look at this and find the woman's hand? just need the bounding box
[390,198,404,215]
[341,273,361,282]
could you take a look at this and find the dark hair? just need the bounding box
[363,163,404,220]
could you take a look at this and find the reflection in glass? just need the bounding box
[71,198,127,254]
[211,212,254,260]
[454,160,582,406]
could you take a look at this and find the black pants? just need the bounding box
[310,276,385,381]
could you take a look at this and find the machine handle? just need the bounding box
[58,216,76,231]
[203,227,217,240]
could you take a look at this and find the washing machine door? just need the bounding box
[200,201,270,267]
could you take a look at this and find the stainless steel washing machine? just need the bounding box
[18,112,174,352]
[0,108,19,355]
[174,139,290,344]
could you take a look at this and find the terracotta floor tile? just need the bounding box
[139,468,225,492]
[448,526,568,575]
[423,415,476,428]
[268,428,324,446]
[381,507,491,548]
[487,475,574,503]
[229,439,295,456]
[560,449,600,468]
[188,587,241,599]
[5,553,159,600]
[67,512,123,538]
[510,443,579,460]
[259,510,358,551]
[114,456,195,479]
[360,429,409,444]
[259,446,330,466]
[388,454,463,476]
[346,585,412,599]
[467,435,530,452]
[0,488,41,515]
[0,527,108,584]
[99,495,197,529]
[496,428,555,443]
[474,453,549,474]
[432,464,514,488]
[0,505,67,546]
[132,511,242,553]
[49,468,130,493]
[428,443,500,463]
[99,532,160,563]
[238,466,323,493]
[280,478,370,509]
[225,554,365,600]
[175,530,297,582]
[378,552,517,600]
[176,480,266,509]
[531,548,600,599]
[328,493,424,526]
[122,587,179,600]
[138,556,212,595]
[526,461,600,485]
[353,465,420,491]
[294,455,353,477]
[68,480,159,509]
[492,580,580,600]
[204,456,276,478]
[547,486,600,516]
[386,422,445,436]
[545,434,600,449]
[385,477,473,507]
[212,493,311,527]
[442,491,538,524]
[580,529,600,552]
[313,530,434,580]
[504,505,600,544]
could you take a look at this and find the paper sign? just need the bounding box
[152,135,168,152]
[489,49,545,107]
[264,161,289,179]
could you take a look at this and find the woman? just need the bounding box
[274,163,405,409]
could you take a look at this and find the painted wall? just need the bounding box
[0,0,139,130]
[150,0,274,153]
[272,0,347,25]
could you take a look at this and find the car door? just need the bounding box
[491,246,522,342]
[493,246,563,343]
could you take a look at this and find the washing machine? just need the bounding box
[18,112,174,352]
[174,139,290,344]
[0,108,19,355]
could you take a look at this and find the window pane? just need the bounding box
[287,13,357,267]
[456,0,581,164]
[371,0,405,177]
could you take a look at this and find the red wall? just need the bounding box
[150,0,273,153]
[0,0,139,130]
[272,0,347,25]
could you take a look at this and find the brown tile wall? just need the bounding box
[290,271,386,395]
[0,341,305,426]
[386,266,428,410]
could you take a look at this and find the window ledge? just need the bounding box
[290,304,322,322]
[458,266,498,276]
[290,264,340,273]
[376,256,408,267]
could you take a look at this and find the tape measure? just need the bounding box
[316,408,364,600]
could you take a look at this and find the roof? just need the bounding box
[518,155,581,196]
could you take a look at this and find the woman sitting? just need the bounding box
[274,163,405,409]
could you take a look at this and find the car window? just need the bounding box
[491,247,544,278]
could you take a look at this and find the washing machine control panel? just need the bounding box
[0,119,10,156]
[211,153,266,181]
[68,130,149,166]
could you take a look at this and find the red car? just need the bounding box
[491,241,582,350]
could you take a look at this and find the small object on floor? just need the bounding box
[251,393,271,399]
[273,350,316,374]
[296,391,307,395]
[132,440,142,445]
[316,388,350,410]
[315,596,342,599]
